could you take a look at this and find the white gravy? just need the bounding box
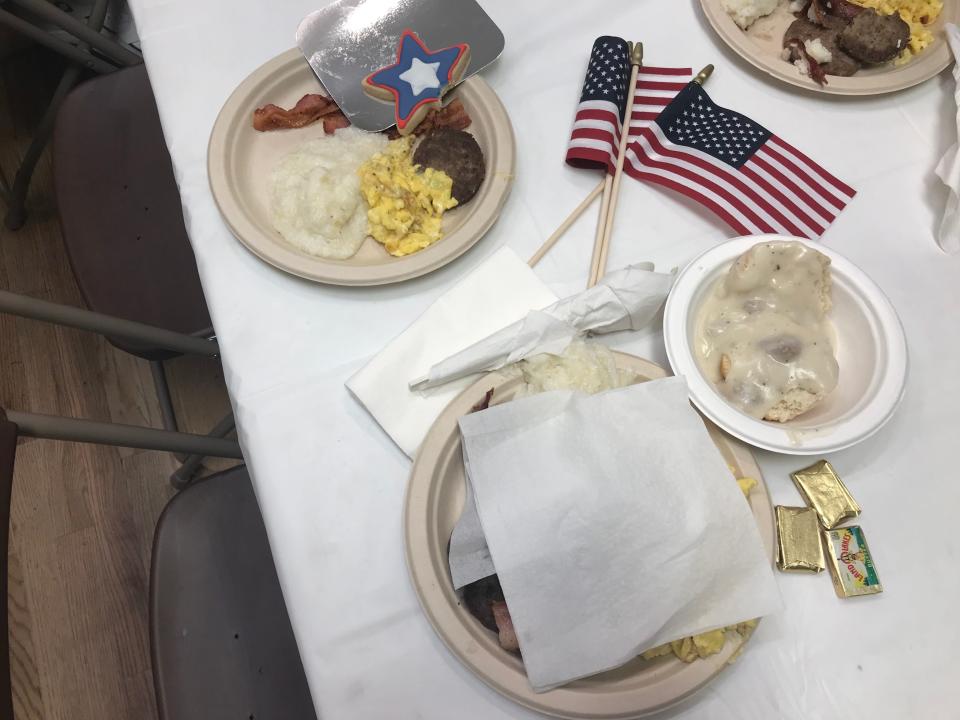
[694,241,839,420]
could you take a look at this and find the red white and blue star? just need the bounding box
[362,30,469,134]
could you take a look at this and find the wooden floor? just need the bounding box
[1,47,234,719]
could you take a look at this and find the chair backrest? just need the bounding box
[0,410,17,720]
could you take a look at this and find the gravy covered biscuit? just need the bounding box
[696,241,839,422]
[363,29,470,136]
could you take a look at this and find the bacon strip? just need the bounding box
[786,39,829,86]
[417,98,472,134]
[491,601,520,652]
[321,111,351,134]
[471,388,494,413]
[253,93,473,136]
[252,93,339,131]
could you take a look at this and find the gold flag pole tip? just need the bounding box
[631,42,644,65]
[693,64,715,86]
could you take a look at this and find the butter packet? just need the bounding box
[791,460,861,529]
[775,506,825,572]
[823,525,882,598]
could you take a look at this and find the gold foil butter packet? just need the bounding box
[775,506,825,572]
[823,525,882,598]
[791,460,861,529]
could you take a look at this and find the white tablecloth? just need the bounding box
[127,1,960,717]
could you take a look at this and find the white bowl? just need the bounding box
[663,235,908,455]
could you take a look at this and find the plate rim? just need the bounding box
[662,234,909,456]
[404,352,776,719]
[207,47,516,286]
[698,0,955,96]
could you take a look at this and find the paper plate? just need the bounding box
[405,353,776,719]
[699,0,958,96]
[208,48,515,286]
[663,235,908,456]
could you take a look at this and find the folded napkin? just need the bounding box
[346,247,557,457]
[409,264,674,390]
[458,377,781,691]
[937,23,960,254]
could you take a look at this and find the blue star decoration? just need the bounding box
[362,30,470,135]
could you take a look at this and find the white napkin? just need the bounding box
[346,247,557,457]
[937,23,960,254]
[458,377,781,692]
[409,264,674,390]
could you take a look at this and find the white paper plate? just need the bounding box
[663,235,908,455]
[207,49,515,286]
[699,0,958,96]
[405,352,776,718]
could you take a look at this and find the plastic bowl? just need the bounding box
[663,235,908,455]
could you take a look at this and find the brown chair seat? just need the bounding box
[150,466,317,720]
[52,65,211,360]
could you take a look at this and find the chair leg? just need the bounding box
[170,413,237,490]
[150,360,188,463]
[3,62,83,230]
[152,361,240,489]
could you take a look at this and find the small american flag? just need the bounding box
[625,83,856,239]
[566,36,692,172]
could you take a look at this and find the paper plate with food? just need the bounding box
[700,0,957,94]
[405,341,780,718]
[663,236,908,455]
[208,0,512,285]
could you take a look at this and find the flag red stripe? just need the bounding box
[639,132,807,237]
[624,166,753,235]
[575,108,621,124]
[758,144,846,213]
[634,81,688,92]
[629,140,777,234]
[769,135,856,198]
[571,127,618,144]
[632,95,674,106]
[565,147,613,170]
[738,163,823,237]
[747,155,833,227]
[639,66,694,76]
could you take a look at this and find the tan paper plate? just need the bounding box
[405,353,776,719]
[208,48,515,286]
[700,0,958,95]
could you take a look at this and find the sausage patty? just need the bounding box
[413,129,486,204]
[784,18,861,77]
[839,9,911,64]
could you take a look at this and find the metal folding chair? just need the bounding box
[0,287,234,486]
[0,0,143,229]
[0,409,317,720]
[1,61,229,485]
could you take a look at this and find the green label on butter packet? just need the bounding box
[825,525,882,597]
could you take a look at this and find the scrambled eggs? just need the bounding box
[640,475,760,664]
[850,0,943,62]
[358,136,458,257]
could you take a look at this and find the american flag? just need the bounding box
[566,36,692,172]
[625,83,856,239]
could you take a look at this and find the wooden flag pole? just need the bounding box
[527,61,716,271]
[588,41,643,288]
[585,172,615,282]
[589,61,715,286]
[527,178,605,267]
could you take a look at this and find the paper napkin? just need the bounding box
[346,247,557,457]
[409,264,673,390]
[937,23,960,254]
[458,377,781,691]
